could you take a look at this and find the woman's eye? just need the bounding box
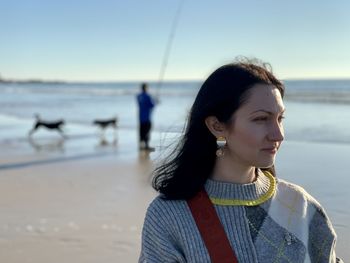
[278,116,285,122]
[254,117,268,121]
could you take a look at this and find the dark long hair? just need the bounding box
[152,59,285,200]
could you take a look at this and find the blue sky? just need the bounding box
[1,0,350,81]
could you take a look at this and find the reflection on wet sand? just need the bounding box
[28,137,65,152]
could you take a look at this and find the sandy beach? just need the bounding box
[0,129,158,263]
[2,0,350,260]
[0,128,349,262]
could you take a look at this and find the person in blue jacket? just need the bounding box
[137,83,156,151]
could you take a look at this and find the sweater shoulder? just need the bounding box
[275,180,338,261]
[147,194,188,211]
[276,178,322,209]
[144,195,189,225]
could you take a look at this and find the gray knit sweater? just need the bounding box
[139,172,341,263]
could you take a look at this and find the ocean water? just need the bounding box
[0,80,349,261]
[0,79,350,144]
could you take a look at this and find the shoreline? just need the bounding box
[0,131,348,262]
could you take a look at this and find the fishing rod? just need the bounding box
[155,0,185,100]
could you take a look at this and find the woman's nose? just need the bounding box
[268,122,284,142]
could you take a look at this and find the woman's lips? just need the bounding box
[261,147,277,154]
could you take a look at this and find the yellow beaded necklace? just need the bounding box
[209,171,276,206]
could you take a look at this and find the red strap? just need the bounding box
[187,189,239,263]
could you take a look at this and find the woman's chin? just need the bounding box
[256,157,275,168]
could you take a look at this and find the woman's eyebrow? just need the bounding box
[250,109,286,115]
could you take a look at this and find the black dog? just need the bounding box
[93,117,118,144]
[29,114,66,138]
[93,117,118,130]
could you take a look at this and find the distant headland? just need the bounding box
[0,74,65,84]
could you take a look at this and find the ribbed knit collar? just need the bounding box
[204,170,275,206]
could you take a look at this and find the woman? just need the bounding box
[139,59,342,262]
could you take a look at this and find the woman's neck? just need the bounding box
[210,156,257,184]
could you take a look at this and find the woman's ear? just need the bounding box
[205,116,226,138]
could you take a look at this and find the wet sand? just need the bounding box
[0,130,157,263]
[0,130,348,262]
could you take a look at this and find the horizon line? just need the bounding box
[2,76,350,84]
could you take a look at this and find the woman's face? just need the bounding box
[223,84,285,168]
